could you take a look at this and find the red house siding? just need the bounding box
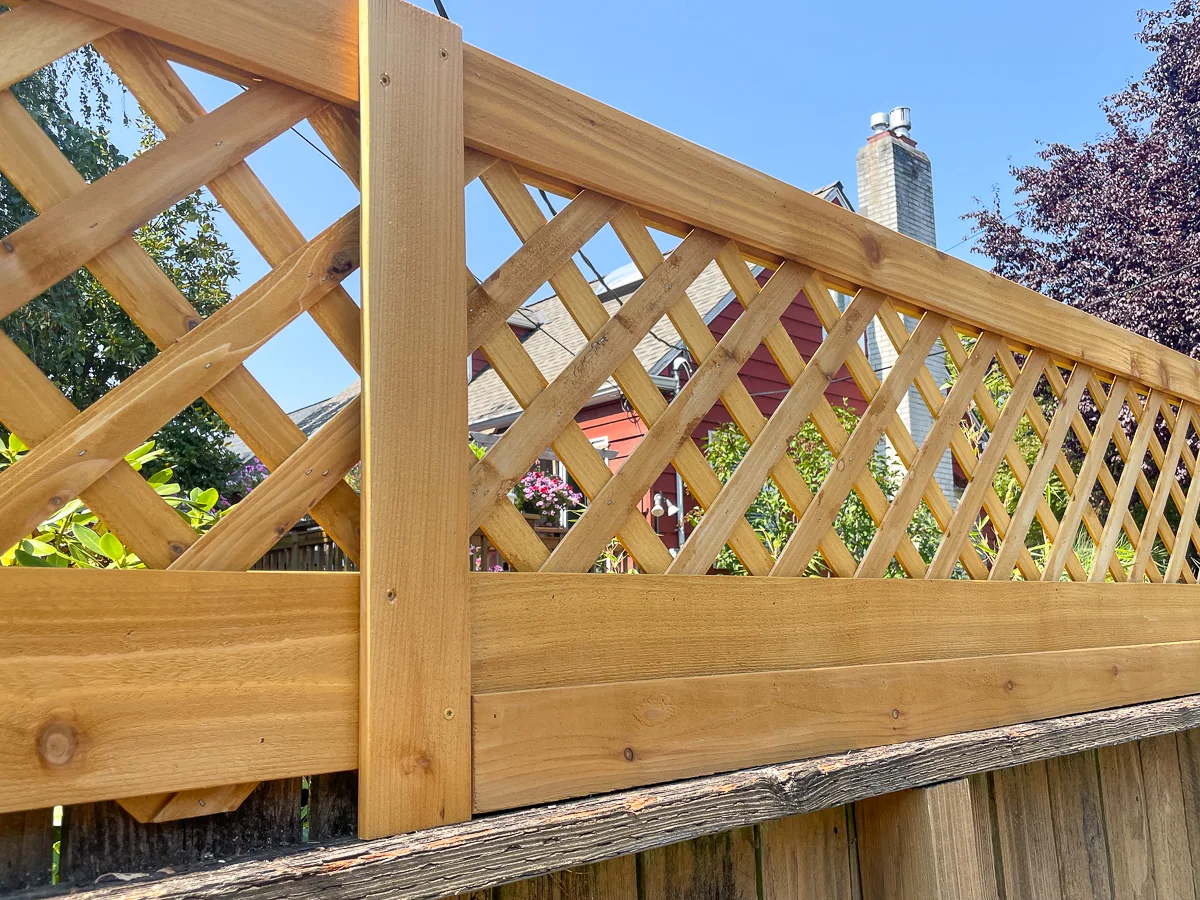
[573,287,866,552]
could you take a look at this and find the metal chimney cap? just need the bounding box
[889,106,912,137]
[869,111,890,134]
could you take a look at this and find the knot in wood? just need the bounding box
[38,721,77,767]
[329,252,355,276]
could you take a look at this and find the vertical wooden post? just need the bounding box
[358,0,469,838]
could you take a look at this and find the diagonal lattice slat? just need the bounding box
[990,364,1090,580]
[0,211,359,551]
[928,348,1049,579]
[1130,399,1194,582]
[542,261,811,572]
[1041,375,1131,581]
[0,332,198,566]
[472,276,673,573]
[671,289,885,575]
[0,89,363,565]
[772,311,947,577]
[467,190,625,354]
[809,288,990,580]
[476,162,775,575]
[1092,390,1162,582]
[0,82,320,319]
[941,336,1059,580]
[99,31,363,372]
[857,331,1002,578]
[616,216,860,577]
[468,227,725,533]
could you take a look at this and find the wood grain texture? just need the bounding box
[968,774,1003,900]
[0,569,357,813]
[1175,729,1200,895]
[0,81,320,319]
[1138,734,1196,899]
[469,574,1200,693]
[1045,750,1113,900]
[0,210,359,551]
[639,828,756,900]
[0,808,53,892]
[25,698,1200,900]
[473,641,1200,811]
[357,0,469,838]
[60,780,302,886]
[496,856,636,900]
[858,780,985,900]
[0,89,362,564]
[759,809,851,900]
[116,782,261,824]
[44,0,1200,408]
[1100,742,1156,899]
[993,762,1064,900]
[0,0,115,93]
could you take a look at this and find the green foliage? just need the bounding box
[697,405,942,576]
[0,50,241,494]
[0,435,223,568]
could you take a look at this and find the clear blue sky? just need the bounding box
[144,0,1152,413]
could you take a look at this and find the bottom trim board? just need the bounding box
[41,695,1200,900]
[473,640,1200,810]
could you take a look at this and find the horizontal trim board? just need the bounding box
[471,574,1200,692]
[0,569,358,813]
[9,570,1200,814]
[473,639,1200,810]
[44,0,1200,405]
[25,696,1200,900]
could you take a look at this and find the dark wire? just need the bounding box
[433,0,450,17]
[237,84,343,172]
[941,209,1020,254]
[536,188,688,357]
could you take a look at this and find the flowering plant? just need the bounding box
[511,470,582,521]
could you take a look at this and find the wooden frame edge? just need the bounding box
[26,695,1200,900]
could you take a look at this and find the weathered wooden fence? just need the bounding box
[5,0,1200,895]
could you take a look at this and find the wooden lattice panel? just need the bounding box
[460,150,1200,586]
[0,16,364,572]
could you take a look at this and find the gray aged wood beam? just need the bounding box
[16,695,1200,900]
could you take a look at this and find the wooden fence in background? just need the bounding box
[5,0,1200,895]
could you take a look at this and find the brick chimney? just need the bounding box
[855,108,956,503]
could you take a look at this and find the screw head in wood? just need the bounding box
[379,72,391,87]
[440,48,449,59]
[623,747,635,761]
[443,707,455,720]
[385,588,397,603]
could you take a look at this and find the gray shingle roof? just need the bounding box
[227,257,745,459]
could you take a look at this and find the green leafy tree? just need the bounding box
[697,405,943,576]
[0,43,241,493]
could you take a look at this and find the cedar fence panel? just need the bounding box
[3,0,1200,892]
